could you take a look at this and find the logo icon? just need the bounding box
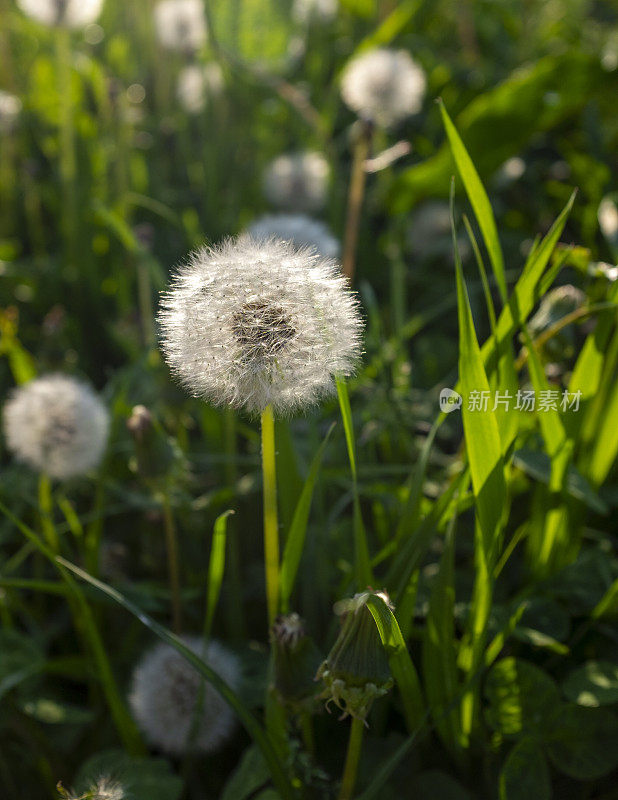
[440,388,462,413]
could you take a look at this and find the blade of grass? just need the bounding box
[336,377,373,589]
[204,509,233,638]
[440,100,507,304]
[58,557,297,800]
[280,423,335,613]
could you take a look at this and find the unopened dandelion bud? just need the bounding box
[316,591,393,722]
[271,613,322,707]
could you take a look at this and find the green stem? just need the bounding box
[261,405,279,626]
[38,474,58,551]
[338,716,365,800]
[342,123,372,283]
[223,407,245,639]
[162,492,183,633]
[55,27,77,270]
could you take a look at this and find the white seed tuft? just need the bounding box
[246,213,339,259]
[154,0,207,52]
[3,374,110,480]
[158,235,363,416]
[341,48,426,128]
[129,637,240,756]
[263,151,330,213]
[176,63,224,114]
[16,0,104,28]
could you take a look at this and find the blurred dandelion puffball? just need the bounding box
[176,63,224,114]
[154,0,207,52]
[263,151,330,213]
[64,777,124,800]
[247,214,340,259]
[158,236,363,416]
[16,0,104,28]
[293,0,338,24]
[599,196,618,244]
[341,48,426,128]
[129,637,240,756]
[0,91,22,134]
[3,375,110,480]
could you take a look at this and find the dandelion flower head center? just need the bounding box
[232,300,296,361]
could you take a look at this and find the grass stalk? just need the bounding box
[162,491,183,633]
[338,716,365,800]
[342,122,372,283]
[38,473,58,551]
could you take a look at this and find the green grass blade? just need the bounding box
[336,377,373,589]
[280,424,334,613]
[394,419,439,544]
[440,100,507,303]
[365,593,425,732]
[204,509,233,638]
[58,557,297,800]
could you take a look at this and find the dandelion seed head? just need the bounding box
[176,63,224,114]
[3,374,110,480]
[247,214,340,259]
[158,236,363,416]
[263,151,330,213]
[341,48,426,128]
[529,285,586,333]
[293,0,338,24]
[599,196,618,244]
[154,0,207,52]
[17,0,104,28]
[129,637,240,756]
[0,91,22,134]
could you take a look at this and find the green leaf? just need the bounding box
[204,509,233,638]
[422,516,463,758]
[499,740,550,800]
[58,557,296,800]
[220,745,270,800]
[411,771,473,800]
[484,657,560,736]
[440,100,506,303]
[74,750,182,800]
[365,593,425,732]
[593,577,618,619]
[562,661,618,707]
[279,424,334,613]
[356,0,421,51]
[545,705,618,780]
[336,377,373,589]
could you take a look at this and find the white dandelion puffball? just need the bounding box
[263,151,330,213]
[247,214,340,259]
[154,0,207,52]
[0,91,22,134]
[293,0,338,24]
[16,0,104,28]
[158,236,363,416]
[3,374,110,480]
[599,196,618,244]
[176,63,224,114]
[129,637,240,756]
[341,48,426,128]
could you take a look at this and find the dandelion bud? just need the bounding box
[247,214,339,259]
[158,235,363,416]
[17,0,104,29]
[263,151,330,213]
[3,375,109,480]
[529,285,586,360]
[599,196,618,247]
[271,613,322,707]
[316,591,393,722]
[129,636,240,756]
[341,48,426,129]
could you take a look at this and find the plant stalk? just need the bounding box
[261,404,279,626]
[338,716,365,800]
[162,491,183,633]
[342,122,372,283]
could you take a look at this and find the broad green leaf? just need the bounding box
[356,0,420,51]
[280,424,334,612]
[422,516,463,759]
[365,593,424,732]
[587,371,618,486]
[545,705,618,780]
[484,657,560,736]
[499,740,550,800]
[58,558,295,800]
[336,377,373,588]
[440,101,506,302]
[74,750,182,800]
[220,745,270,800]
[204,509,233,638]
[562,661,618,707]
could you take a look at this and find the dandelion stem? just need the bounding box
[162,491,183,633]
[38,473,58,551]
[338,716,365,800]
[223,407,245,639]
[261,404,279,626]
[55,27,78,272]
[342,122,372,283]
